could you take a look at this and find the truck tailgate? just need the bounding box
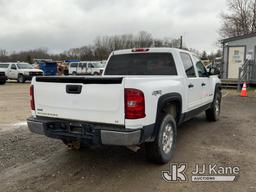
[33,77,125,125]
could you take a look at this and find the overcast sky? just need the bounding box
[0,0,227,53]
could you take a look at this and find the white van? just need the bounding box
[68,61,104,76]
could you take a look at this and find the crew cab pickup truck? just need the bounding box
[27,48,221,164]
[0,62,43,83]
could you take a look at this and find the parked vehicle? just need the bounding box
[38,61,57,76]
[0,62,43,83]
[0,69,7,85]
[69,61,104,76]
[27,48,221,164]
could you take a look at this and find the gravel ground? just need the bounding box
[0,82,256,192]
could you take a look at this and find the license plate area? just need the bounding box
[44,121,100,143]
[46,121,95,136]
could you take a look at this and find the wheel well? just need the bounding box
[156,94,182,123]
[214,83,222,98]
[161,101,181,124]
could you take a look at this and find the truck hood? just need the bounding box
[0,68,8,72]
[20,69,43,73]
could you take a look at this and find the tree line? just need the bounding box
[0,31,190,63]
[0,31,222,64]
[1,0,252,64]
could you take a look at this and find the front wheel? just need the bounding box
[17,74,25,83]
[205,91,221,121]
[145,114,177,164]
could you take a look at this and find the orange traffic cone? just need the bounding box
[240,82,247,97]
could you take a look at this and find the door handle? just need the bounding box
[201,83,206,87]
[188,84,194,88]
[66,85,82,94]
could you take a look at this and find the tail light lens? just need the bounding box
[30,85,35,111]
[131,48,150,52]
[125,89,146,119]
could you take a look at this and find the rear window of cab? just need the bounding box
[105,53,177,75]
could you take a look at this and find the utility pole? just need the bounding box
[180,36,183,49]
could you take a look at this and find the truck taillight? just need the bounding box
[30,85,35,111]
[131,48,149,52]
[125,89,146,119]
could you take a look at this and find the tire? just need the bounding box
[64,70,69,76]
[72,72,77,76]
[205,90,221,121]
[145,114,177,164]
[17,74,25,83]
[0,79,6,85]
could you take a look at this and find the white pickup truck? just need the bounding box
[27,48,221,164]
[0,62,43,83]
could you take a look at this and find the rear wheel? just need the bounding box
[17,74,25,83]
[205,91,221,121]
[145,113,177,164]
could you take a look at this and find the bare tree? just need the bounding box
[0,49,7,57]
[250,0,256,32]
[135,31,153,47]
[220,0,256,38]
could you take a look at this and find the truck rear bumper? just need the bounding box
[27,117,154,146]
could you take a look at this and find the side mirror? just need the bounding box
[208,67,220,76]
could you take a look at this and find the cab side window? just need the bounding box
[82,63,86,68]
[78,62,83,68]
[11,64,17,70]
[180,52,196,78]
[88,63,93,68]
[194,57,209,77]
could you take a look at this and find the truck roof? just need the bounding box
[112,47,190,55]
